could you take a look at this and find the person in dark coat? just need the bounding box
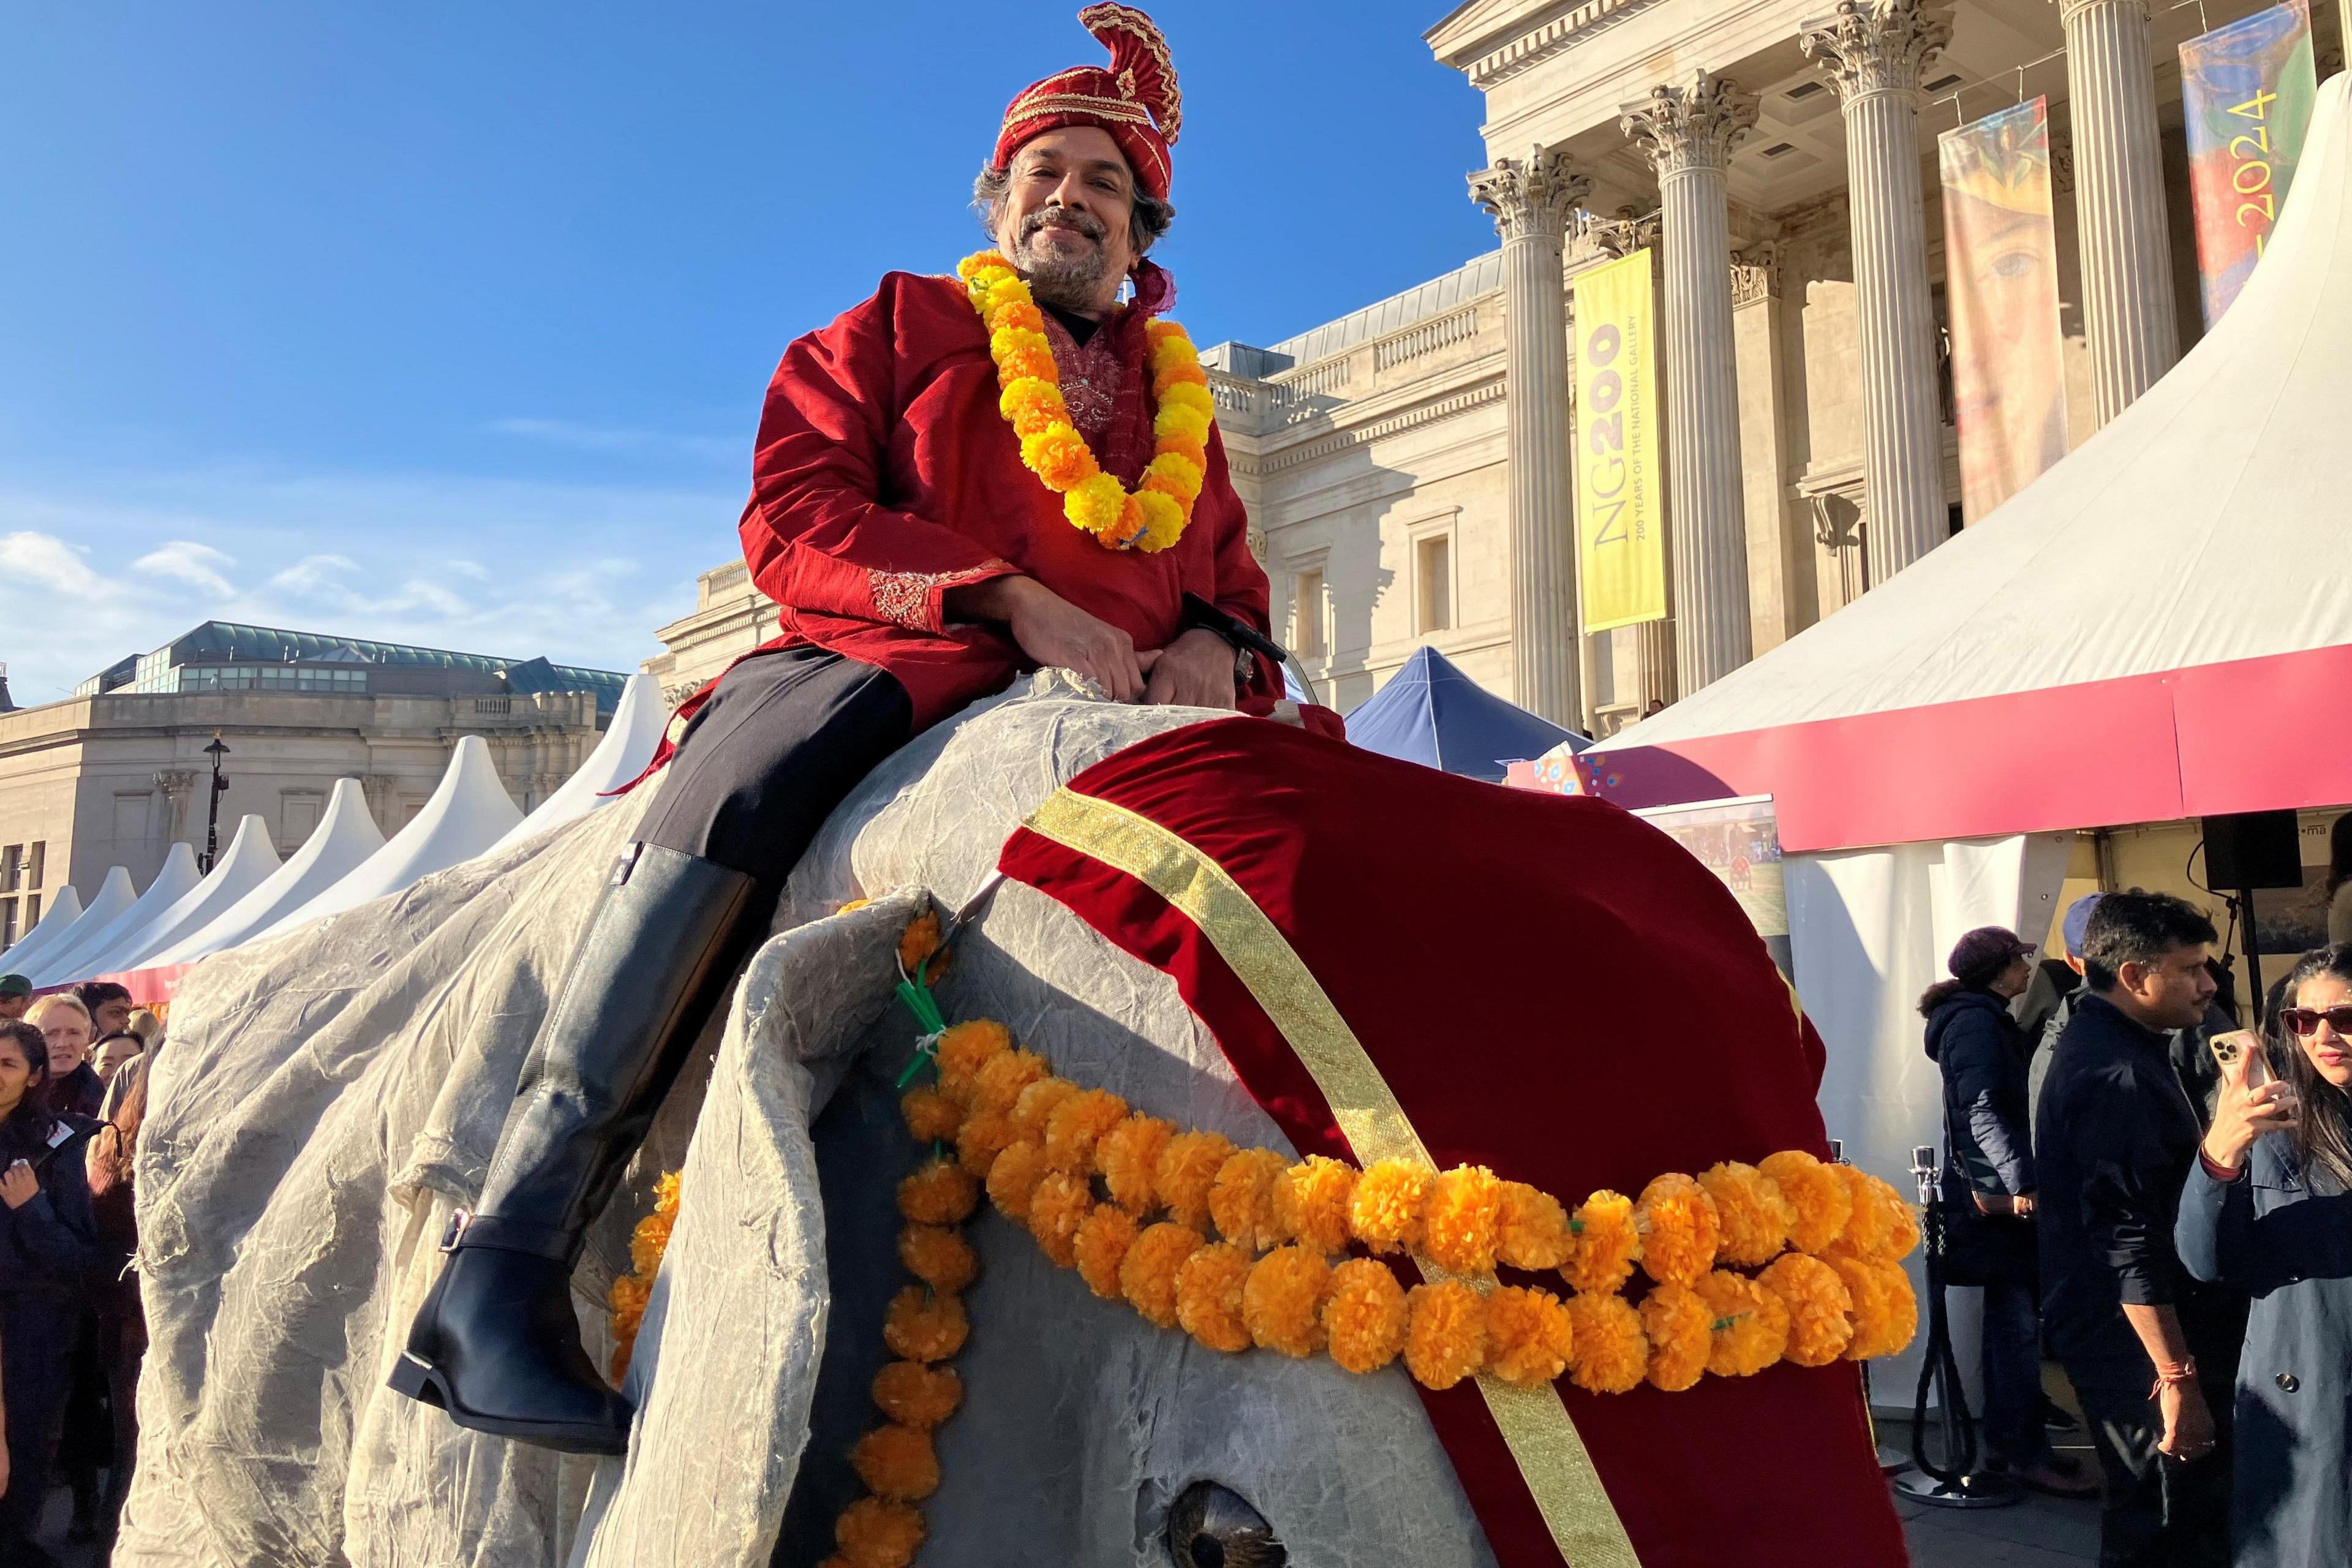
[2176,943,2352,1567]
[0,1019,101,1567]
[81,1065,148,1553]
[2036,892,2247,1568]
[1922,926,2091,1496]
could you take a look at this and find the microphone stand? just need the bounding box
[1893,1144,2021,1508]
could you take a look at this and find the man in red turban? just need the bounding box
[391,4,1279,1455]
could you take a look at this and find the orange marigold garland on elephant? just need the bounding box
[959,251,1213,553]
[607,1170,682,1381]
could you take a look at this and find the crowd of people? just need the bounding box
[1925,892,2352,1568]
[0,979,156,1566]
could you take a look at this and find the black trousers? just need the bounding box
[636,646,913,894]
[2061,1325,2241,1568]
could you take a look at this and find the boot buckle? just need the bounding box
[440,1209,473,1253]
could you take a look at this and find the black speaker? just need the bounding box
[2203,810,2304,891]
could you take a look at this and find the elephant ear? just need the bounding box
[576,890,929,1567]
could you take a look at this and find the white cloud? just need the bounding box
[133,539,238,596]
[0,530,104,595]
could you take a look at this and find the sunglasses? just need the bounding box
[2279,1006,2352,1038]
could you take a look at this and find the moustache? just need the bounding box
[1021,208,1106,243]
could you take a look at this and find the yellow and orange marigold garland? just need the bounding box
[958,250,1214,553]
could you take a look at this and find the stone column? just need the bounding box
[2056,0,2180,423]
[1621,74,1758,695]
[1470,147,1591,728]
[1801,0,1953,586]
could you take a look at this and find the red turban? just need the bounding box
[992,4,1180,200]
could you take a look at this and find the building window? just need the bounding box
[23,843,41,891]
[23,894,37,930]
[1,900,15,949]
[1292,567,1327,659]
[1415,535,1452,635]
[1,846,20,894]
[280,790,325,851]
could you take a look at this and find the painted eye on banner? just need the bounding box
[1165,1479,1286,1567]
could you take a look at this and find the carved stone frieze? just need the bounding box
[1568,207,1661,265]
[1468,146,1590,243]
[1618,73,1761,176]
[1800,0,1955,104]
[1731,241,1782,306]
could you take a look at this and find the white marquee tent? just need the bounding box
[486,671,666,856]
[151,780,386,967]
[107,818,280,976]
[0,884,82,977]
[32,843,201,987]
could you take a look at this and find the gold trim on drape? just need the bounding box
[1021,788,1644,1568]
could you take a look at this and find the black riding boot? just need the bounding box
[390,842,761,1453]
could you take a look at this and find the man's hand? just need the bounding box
[1142,628,1240,710]
[948,575,1146,702]
[2158,1377,2216,1460]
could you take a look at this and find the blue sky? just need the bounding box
[1,2,1494,704]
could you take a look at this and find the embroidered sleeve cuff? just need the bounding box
[869,560,1017,633]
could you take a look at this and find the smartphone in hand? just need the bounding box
[2209,1028,2271,1089]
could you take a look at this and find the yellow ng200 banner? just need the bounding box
[1573,251,1666,631]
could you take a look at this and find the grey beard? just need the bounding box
[1011,217,1113,312]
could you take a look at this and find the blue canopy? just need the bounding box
[1341,645,1586,782]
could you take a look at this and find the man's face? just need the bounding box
[0,994,26,1020]
[93,996,132,1036]
[2116,942,2216,1031]
[43,1011,90,1075]
[994,125,1139,314]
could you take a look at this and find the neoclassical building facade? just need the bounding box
[657,0,2345,737]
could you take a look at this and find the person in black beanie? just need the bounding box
[1922,925,2094,1497]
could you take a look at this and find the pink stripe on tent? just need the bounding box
[1569,643,2352,853]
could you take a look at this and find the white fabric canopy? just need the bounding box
[486,673,668,856]
[109,818,280,974]
[0,884,83,976]
[264,736,522,938]
[28,866,137,981]
[36,843,202,986]
[152,781,386,965]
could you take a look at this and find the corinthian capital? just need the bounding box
[1801,0,1954,104]
[1469,146,1590,243]
[1618,72,1760,176]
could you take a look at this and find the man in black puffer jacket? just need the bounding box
[1923,926,2094,1498]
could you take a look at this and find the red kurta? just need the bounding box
[737,268,1277,731]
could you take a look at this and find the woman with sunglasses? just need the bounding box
[2176,943,2352,1568]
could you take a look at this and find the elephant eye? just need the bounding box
[1166,1479,1286,1568]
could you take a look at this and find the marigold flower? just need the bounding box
[1323,1257,1411,1373]
[1063,472,1128,536]
[1010,1076,1079,1140]
[1144,316,1186,342]
[1349,1159,1434,1256]
[1154,402,1213,446]
[900,1085,963,1145]
[1021,425,1099,491]
[1834,1166,1918,1262]
[1133,490,1187,553]
[999,342,1057,384]
[1242,1245,1332,1357]
[850,1422,939,1502]
[1496,1181,1571,1272]
[882,1286,968,1364]
[871,1359,962,1430]
[1700,1161,1792,1267]
[957,251,1011,282]
[1044,1086,1128,1174]
[836,1496,925,1568]
[897,1224,978,1295]
[1155,1130,1236,1232]
[1096,1114,1175,1215]
[1640,1281,1711,1392]
[1156,379,1216,419]
[1759,1150,1850,1254]
[1635,1172,1721,1286]
[1100,496,1149,551]
[1149,333,1200,375]
[984,1139,1050,1222]
[1000,377,1069,438]
[1027,1170,1094,1267]
[897,1158,979,1226]
[1827,1251,1916,1360]
[935,1019,1011,1093]
[1694,1268,1789,1378]
[1121,1221,1205,1329]
[1404,1280,1487,1390]
[1074,1204,1140,1299]
[990,323,1050,368]
[1140,451,1205,505]
[1562,1291,1649,1395]
[897,909,945,976]
[1209,1147,1291,1253]
[1160,432,1208,471]
[1175,1242,1255,1353]
[628,1210,675,1277]
[1757,1253,1853,1366]
[1485,1286,1575,1389]
[1423,1165,1506,1276]
[986,298,1046,337]
[954,1107,1019,1178]
[1271,1156,1358,1255]
[1562,1189,1640,1295]
[968,1046,1047,1116]
[1153,359,1210,391]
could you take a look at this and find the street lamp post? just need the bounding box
[203,734,232,872]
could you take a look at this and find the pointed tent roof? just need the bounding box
[1344,646,1585,783]
[1567,74,2352,853]
[0,884,83,976]
[34,843,202,985]
[152,780,385,965]
[107,816,279,973]
[487,672,668,855]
